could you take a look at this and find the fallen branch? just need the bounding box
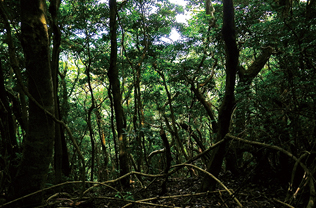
[122,190,232,208]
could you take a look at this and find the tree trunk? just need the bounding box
[160,130,171,194]
[201,0,238,191]
[58,66,71,177]
[95,108,109,181]
[10,0,55,206]
[226,47,273,174]
[49,0,64,185]
[133,65,144,172]
[108,0,130,187]
[157,70,188,161]
[0,61,19,183]
[86,53,96,182]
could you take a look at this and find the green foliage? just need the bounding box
[115,191,134,200]
[56,0,316,181]
[1,1,316,205]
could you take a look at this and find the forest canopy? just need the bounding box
[0,0,315,207]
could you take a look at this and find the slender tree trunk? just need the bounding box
[86,50,96,181]
[10,0,55,206]
[87,104,95,181]
[0,61,19,183]
[201,0,238,191]
[179,123,210,163]
[95,108,109,181]
[121,12,148,172]
[133,65,145,172]
[108,0,129,187]
[58,66,71,177]
[49,0,64,185]
[160,130,171,194]
[157,70,188,161]
[108,87,120,172]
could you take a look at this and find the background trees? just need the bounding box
[0,0,315,207]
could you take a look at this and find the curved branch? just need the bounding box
[238,47,273,84]
[172,163,243,207]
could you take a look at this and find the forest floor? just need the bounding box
[43,170,309,208]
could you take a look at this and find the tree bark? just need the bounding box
[108,0,130,187]
[10,0,55,206]
[86,46,96,182]
[226,47,273,174]
[201,0,239,191]
[160,130,172,194]
[0,61,19,184]
[95,108,109,181]
[191,85,218,133]
[158,70,188,161]
[49,0,66,185]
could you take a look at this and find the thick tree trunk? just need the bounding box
[201,0,238,191]
[10,0,55,206]
[108,0,130,187]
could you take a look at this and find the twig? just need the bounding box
[273,198,295,208]
[122,190,233,208]
[82,183,121,198]
[46,192,72,202]
[81,196,180,208]
[218,190,229,208]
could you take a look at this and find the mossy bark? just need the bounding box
[10,0,55,206]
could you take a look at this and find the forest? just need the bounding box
[0,0,315,207]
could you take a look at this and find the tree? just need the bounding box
[201,0,239,191]
[49,0,71,184]
[108,0,130,187]
[9,0,55,206]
